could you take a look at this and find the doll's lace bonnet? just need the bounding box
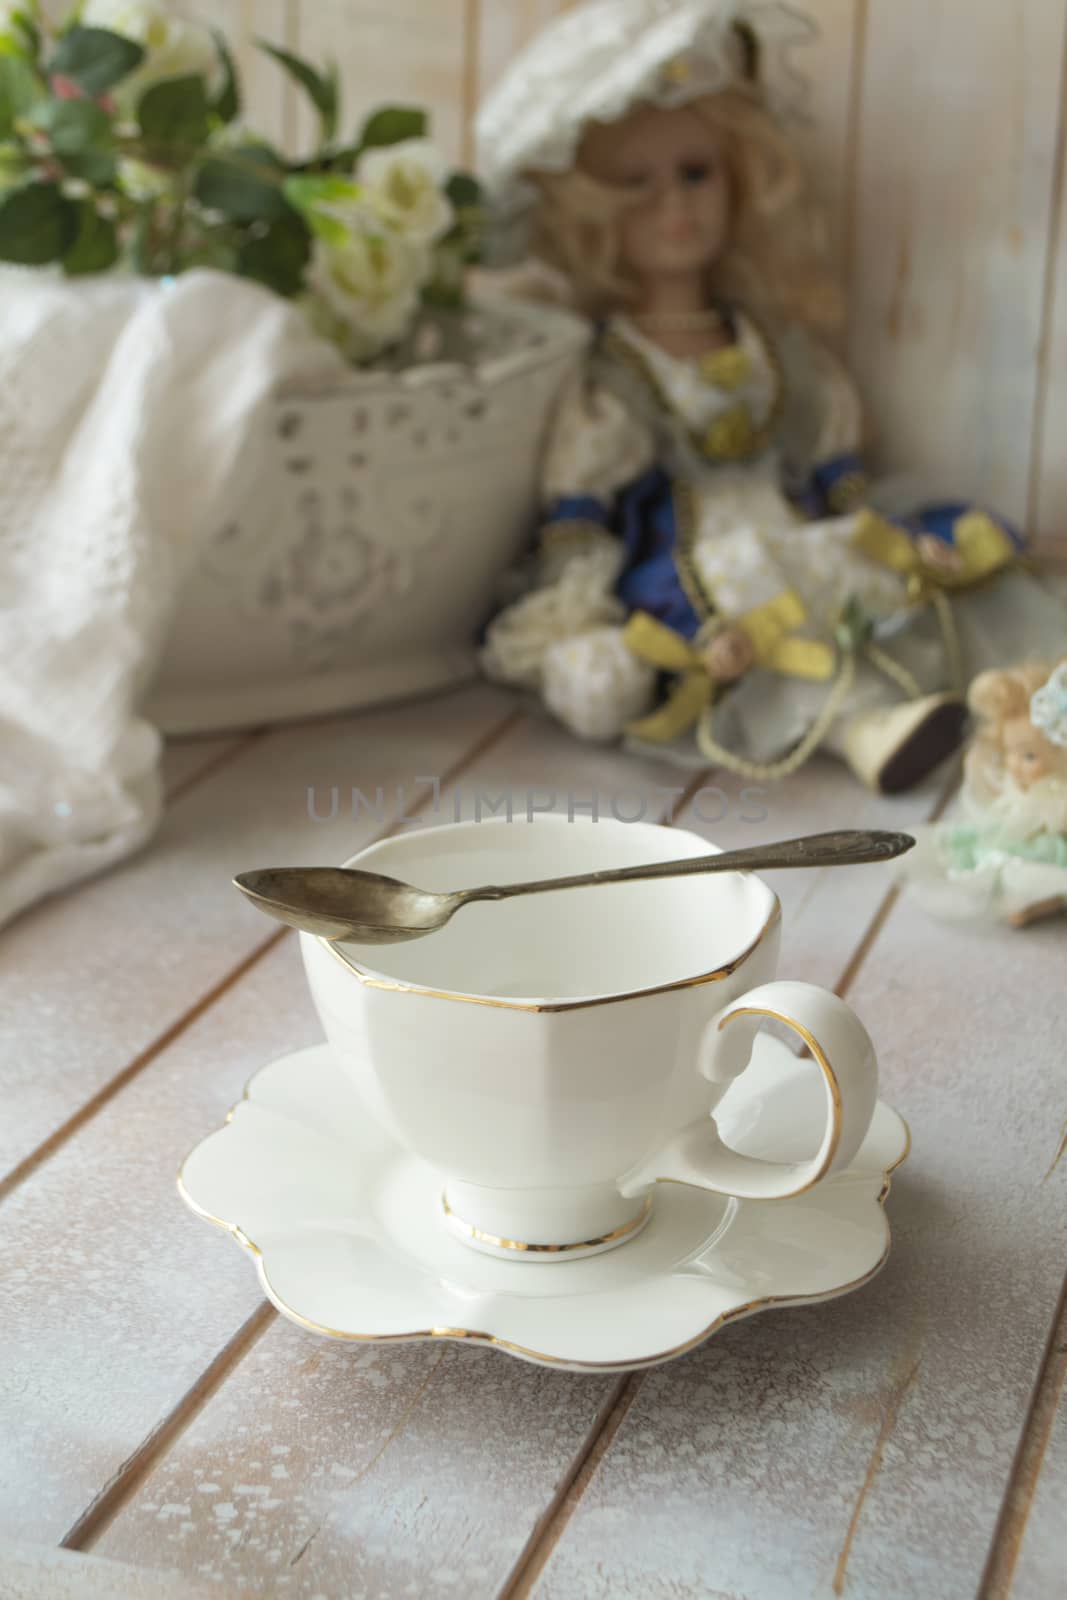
[476,0,814,259]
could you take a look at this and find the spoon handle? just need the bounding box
[467,829,914,903]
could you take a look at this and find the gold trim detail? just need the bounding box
[440,1192,653,1254]
[538,518,612,556]
[715,1005,844,1193]
[600,310,786,470]
[320,897,780,1013]
[672,474,717,623]
[177,1088,910,1372]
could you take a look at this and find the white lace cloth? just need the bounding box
[0,268,344,929]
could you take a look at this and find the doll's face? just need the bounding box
[1003,717,1067,790]
[580,104,731,287]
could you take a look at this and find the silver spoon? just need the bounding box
[233,828,914,946]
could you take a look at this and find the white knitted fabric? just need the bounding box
[0,267,345,928]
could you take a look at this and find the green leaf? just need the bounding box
[422,237,468,308]
[445,172,482,210]
[62,144,117,185]
[257,40,337,145]
[358,106,426,150]
[0,6,41,62]
[195,146,291,222]
[62,198,118,274]
[27,95,116,183]
[444,170,484,263]
[0,52,40,138]
[30,95,111,153]
[0,141,29,191]
[211,29,240,125]
[16,13,41,63]
[284,173,359,207]
[137,74,210,146]
[283,174,361,246]
[237,212,311,298]
[322,59,339,145]
[48,26,145,97]
[0,180,78,263]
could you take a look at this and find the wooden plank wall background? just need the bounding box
[192,3,1067,558]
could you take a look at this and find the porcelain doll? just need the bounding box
[475,0,1067,791]
[902,661,1067,927]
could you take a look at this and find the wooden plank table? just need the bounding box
[1,683,1063,1598]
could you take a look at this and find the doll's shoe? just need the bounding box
[843,693,968,794]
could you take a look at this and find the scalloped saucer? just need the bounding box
[179,1038,909,1372]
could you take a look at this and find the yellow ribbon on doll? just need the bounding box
[623,592,835,744]
[852,509,1016,602]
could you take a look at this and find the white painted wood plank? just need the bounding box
[664,752,948,980]
[0,937,315,1543]
[0,683,515,1186]
[476,0,573,100]
[291,0,469,164]
[230,0,295,153]
[847,0,1067,526]
[1033,43,1067,560]
[93,755,938,1597]
[98,1321,613,1597]
[531,893,1066,1600]
[0,1540,240,1600]
[787,0,859,267]
[0,718,683,1545]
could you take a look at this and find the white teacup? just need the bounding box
[301,816,878,1261]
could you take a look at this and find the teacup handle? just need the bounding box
[619,980,878,1202]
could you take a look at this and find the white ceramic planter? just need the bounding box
[144,297,588,734]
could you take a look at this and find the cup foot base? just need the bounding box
[440,1190,653,1262]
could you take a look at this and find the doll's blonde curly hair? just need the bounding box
[965,658,1067,802]
[527,88,842,331]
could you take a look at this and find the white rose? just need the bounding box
[356,138,454,245]
[306,218,428,361]
[79,0,221,114]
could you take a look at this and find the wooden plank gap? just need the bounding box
[977,1271,1067,1600]
[460,0,482,168]
[440,701,527,778]
[1042,1120,1067,1184]
[164,729,268,804]
[666,766,716,821]
[838,0,869,298]
[282,0,299,154]
[497,1374,644,1600]
[835,756,962,1000]
[0,704,526,1208]
[831,1355,922,1595]
[60,1300,278,1553]
[1025,10,1067,536]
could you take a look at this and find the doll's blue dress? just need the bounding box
[482,308,1066,768]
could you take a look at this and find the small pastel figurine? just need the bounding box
[476,0,1067,791]
[904,661,1067,926]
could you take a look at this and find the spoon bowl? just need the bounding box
[234,828,915,945]
[233,866,465,943]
